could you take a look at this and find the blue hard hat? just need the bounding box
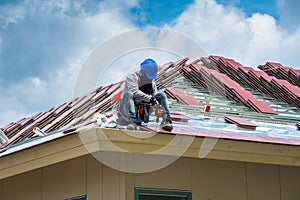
[140,58,158,80]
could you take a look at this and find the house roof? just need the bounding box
[1,55,300,158]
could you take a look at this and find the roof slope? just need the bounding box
[0,58,188,150]
[1,55,300,154]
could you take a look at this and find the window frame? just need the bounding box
[65,195,86,200]
[135,188,192,200]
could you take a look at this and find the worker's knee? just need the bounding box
[154,91,167,101]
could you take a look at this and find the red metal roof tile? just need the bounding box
[92,87,107,101]
[183,66,192,73]
[160,62,173,70]
[173,57,189,66]
[271,79,290,87]
[201,57,212,64]
[2,122,14,132]
[175,94,203,107]
[224,116,257,129]
[106,83,121,94]
[266,62,283,68]
[232,88,255,102]
[249,70,264,79]
[169,111,189,122]
[35,110,55,123]
[190,64,201,72]
[238,66,249,73]
[209,55,223,62]
[291,69,300,76]
[259,73,273,82]
[283,85,300,97]
[165,88,187,99]
[223,59,241,70]
[42,109,74,132]
[221,76,241,89]
[247,99,277,114]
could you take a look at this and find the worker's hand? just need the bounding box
[150,96,158,105]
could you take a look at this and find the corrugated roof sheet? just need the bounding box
[1,55,300,156]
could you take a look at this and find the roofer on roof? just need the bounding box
[116,58,173,131]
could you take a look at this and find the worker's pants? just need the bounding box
[116,91,171,124]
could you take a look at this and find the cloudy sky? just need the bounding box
[0,0,299,126]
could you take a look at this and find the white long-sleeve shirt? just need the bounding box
[122,71,157,103]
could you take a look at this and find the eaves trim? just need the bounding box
[1,127,300,180]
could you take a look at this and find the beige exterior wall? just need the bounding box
[0,155,125,200]
[1,155,300,200]
[127,157,300,200]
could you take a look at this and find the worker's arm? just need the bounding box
[124,73,152,102]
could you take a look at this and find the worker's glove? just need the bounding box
[150,96,158,105]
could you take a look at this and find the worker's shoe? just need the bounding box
[161,119,173,131]
[127,118,138,130]
[127,123,137,130]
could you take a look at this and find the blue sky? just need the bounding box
[0,0,300,126]
[218,0,278,18]
[132,0,279,26]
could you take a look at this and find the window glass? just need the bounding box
[139,195,187,200]
[135,188,192,200]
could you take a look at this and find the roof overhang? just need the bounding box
[1,127,300,179]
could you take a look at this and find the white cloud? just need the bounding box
[13,77,47,106]
[0,0,135,126]
[169,0,250,58]
[168,0,300,68]
[247,14,281,49]
[0,4,25,29]
[244,13,283,65]
[0,110,29,128]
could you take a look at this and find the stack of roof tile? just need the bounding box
[258,62,300,88]
[182,63,277,114]
[201,55,300,108]
[156,58,188,89]
[0,82,123,148]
